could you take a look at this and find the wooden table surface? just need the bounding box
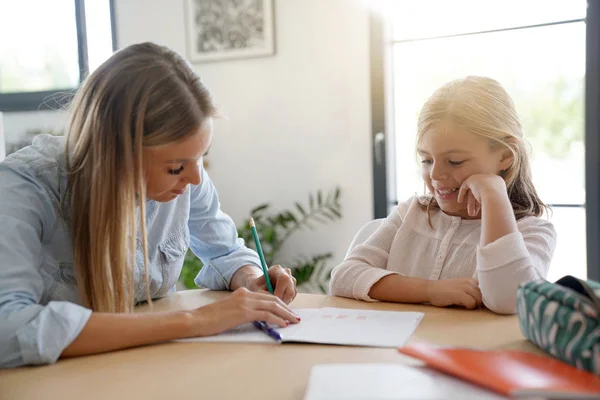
[0,290,541,400]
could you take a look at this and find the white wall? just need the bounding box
[3,0,373,274]
[115,0,374,268]
[3,110,67,154]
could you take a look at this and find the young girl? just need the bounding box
[330,76,556,315]
[0,43,299,368]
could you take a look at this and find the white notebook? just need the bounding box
[303,364,507,400]
[180,308,423,348]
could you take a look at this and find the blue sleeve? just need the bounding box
[0,163,91,368]
[188,167,261,290]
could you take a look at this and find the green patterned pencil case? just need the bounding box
[517,275,600,375]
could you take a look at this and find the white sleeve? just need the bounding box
[476,217,556,314]
[329,199,413,301]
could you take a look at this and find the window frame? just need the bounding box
[586,0,600,281]
[370,2,599,280]
[0,0,117,112]
[369,10,390,219]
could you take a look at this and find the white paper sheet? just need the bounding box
[303,364,507,400]
[179,307,423,348]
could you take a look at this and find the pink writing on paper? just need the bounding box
[320,313,369,320]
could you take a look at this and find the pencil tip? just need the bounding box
[249,217,255,227]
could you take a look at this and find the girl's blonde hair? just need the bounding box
[417,76,547,219]
[64,42,216,313]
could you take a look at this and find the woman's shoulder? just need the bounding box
[1,135,66,204]
[4,134,64,170]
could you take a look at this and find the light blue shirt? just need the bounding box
[0,135,261,368]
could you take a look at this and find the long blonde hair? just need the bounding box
[64,43,216,313]
[417,76,547,219]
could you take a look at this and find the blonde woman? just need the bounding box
[0,43,299,368]
[330,76,556,315]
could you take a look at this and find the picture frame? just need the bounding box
[185,0,275,63]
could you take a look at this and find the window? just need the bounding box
[0,0,116,112]
[371,0,588,280]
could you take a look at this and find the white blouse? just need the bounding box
[329,196,556,314]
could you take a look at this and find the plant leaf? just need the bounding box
[329,207,342,218]
[263,227,277,244]
[327,204,343,216]
[295,203,307,217]
[251,203,270,215]
[285,211,298,224]
[318,283,328,294]
[276,214,289,229]
[180,250,204,289]
[310,214,329,225]
[320,211,336,221]
[235,186,342,293]
[292,263,315,286]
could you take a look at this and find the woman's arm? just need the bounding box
[186,168,296,302]
[187,167,266,290]
[62,288,299,359]
[0,164,96,368]
[61,311,192,357]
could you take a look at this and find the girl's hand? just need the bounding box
[246,265,297,304]
[426,278,483,309]
[189,287,301,337]
[457,174,507,217]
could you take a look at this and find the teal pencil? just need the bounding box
[249,217,274,293]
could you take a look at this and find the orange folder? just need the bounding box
[398,343,600,399]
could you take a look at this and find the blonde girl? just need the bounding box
[330,76,556,314]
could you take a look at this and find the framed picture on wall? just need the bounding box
[185,0,275,63]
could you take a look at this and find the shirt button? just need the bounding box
[452,220,459,226]
[437,254,443,260]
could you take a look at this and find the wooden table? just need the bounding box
[0,290,542,400]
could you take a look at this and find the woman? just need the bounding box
[0,42,299,368]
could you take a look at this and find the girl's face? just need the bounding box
[418,120,511,218]
[143,119,213,202]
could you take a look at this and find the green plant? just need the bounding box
[180,250,205,290]
[180,187,342,293]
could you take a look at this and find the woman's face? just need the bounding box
[143,119,213,202]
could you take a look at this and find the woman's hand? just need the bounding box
[426,278,483,309]
[189,287,301,337]
[231,265,298,304]
[457,174,508,217]
[246,265,297,304]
